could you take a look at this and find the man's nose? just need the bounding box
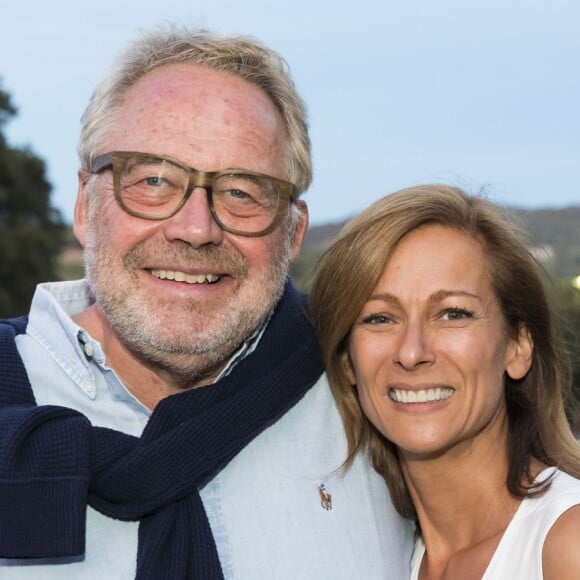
[162,188,224,247]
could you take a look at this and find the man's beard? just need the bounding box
[84,219,294,387]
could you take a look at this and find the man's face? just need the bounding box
[74,64,307,384]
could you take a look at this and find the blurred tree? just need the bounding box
[554,280,580,433]
[0,83,66,317]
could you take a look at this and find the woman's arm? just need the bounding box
[543,504,580,578]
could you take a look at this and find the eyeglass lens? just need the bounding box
[117,155,281,233]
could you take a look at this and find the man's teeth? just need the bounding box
[151,270,219,284]
[389,387,454,404]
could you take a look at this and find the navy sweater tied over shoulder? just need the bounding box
[0,283,323,579]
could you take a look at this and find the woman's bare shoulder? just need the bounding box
[542,504,580,579]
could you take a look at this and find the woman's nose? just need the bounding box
[394,321,435,370]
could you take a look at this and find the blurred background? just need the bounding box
[1,0,578,427]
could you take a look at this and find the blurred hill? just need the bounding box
[291,205,580,289]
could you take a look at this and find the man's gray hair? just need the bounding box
[78,24,312,195]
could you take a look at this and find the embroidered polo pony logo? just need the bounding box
[317,483,332,510]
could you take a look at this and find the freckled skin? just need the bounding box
[73,64,308,406]
[112,65,286,169]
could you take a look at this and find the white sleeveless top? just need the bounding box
[410,468,580,579]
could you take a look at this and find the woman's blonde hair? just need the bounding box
[310,184,580,519]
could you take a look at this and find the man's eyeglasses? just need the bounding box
[89,151,298,237]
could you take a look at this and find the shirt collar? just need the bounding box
[215,315,270,381]
[26,280,98,395]
[27,279,270,390]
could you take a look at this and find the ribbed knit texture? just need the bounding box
[0,283,324,579]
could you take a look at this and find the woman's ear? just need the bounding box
[341,351,357,385]
[506,324,533,380]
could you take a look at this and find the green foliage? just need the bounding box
[290,243,323,291]
[57,258,85,282]
[553,280,580,430]
[0,84,66,317]
[514,207,580,280]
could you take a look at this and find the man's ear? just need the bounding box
[340,350,357,385]
[73,170,90,248]
[289,200,309,263]
[506,324,533,380]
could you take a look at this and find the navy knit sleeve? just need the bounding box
[0,404,92,558]
[0,319,92,558]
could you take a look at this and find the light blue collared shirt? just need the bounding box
[6,280,413,579]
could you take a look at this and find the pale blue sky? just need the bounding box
[1,0,578,225]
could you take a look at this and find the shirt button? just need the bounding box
[83,342,94,358]
[85,382,96,398]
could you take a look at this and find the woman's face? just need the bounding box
[345,224,532,460]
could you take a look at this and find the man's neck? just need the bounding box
[73,305,224,410]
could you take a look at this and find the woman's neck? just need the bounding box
[401,431,521,579]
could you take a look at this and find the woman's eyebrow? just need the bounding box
[367,289,481,305]
[428,289,481,303]
[366,292,399,305]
